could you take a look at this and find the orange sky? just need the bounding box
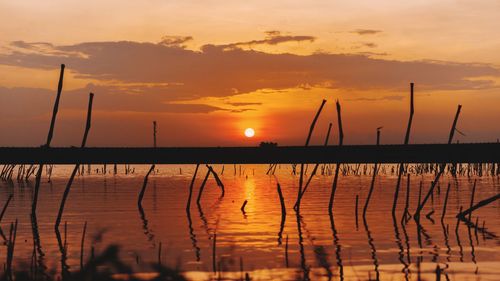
[0,0,499,146]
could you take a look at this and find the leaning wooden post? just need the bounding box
[295,122,332,209]
[296,99,326,211]
[153,121,157,148]
[468,180,477,221]
[55,93,94,229]
[363,128,381,217]
[196,169,211,205]
[415,105,462,221]
[328,100,344,213]
[456,193,500,220]
[392,83,414,218]
[138,165,155,209]
[0,194,13,223]
[186,164,200,212]
[32,64,65,216]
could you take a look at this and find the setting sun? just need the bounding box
[244,128,255,138]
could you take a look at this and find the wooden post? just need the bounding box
[80,221,87,270]
[363,128,381,217]
[468,180,477,221]
[415,105,461,221]
[137,165,155,209]
[0,194,13,223]
[328,100,344,213]
[295,122,332,208]
[186,164,200,212]
[441,183,451,222]
[296,99,326,211]
[55,93,93,229]
[456,194,499,220]
[196,170,211,205]
[153,121,157,148]
[32,64,65,216]
[392,83,414,217]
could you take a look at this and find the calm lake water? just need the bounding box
[0,164,499,280]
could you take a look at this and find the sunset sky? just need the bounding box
[1,0,499,146]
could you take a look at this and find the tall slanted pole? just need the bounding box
[186,164,200,212]
[153,121,157,148]
[32,64,65,216]
[392,83,414,218]
[363,127,381,217]
[55,93,94,229]
[415,104,462,221]
[295,99,326,211]
[294,122,332,208]
[328,100,344,213]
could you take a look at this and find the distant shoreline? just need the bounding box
[1,143,499,164]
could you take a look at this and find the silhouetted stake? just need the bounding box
[6,219,18,281]
[296,99,327,211]
[455,206,462,233]
[415,105,462,221]
[276,182,287,244]
[212,233,217,273]
[153,121,157,148]
[158,241,162,266]
[32,64,65,216]
[456,193,500,220]
[355,195,359,229]
[137,164,155,209]
[186,164,200,212]
[207,165,224,197]
[329,100,344,213]
[196,170,211,205]
[363,128,381,218]
[468,180,477,221]
[240,200,248,213]
[80,221,87,270]
[0,194,13,223]
[392,83,414,218]
[401,174,411,224]
[285,234,289,267]
[295,123,332,208]
[441,183,451,222]
[55,93,94,230]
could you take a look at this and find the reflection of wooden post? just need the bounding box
[153,121,157,148]
[32,64,65,216]
[329,100,344,213]
[392,83,414,218]
[186,164,200,212]
[138,165,155,209]
[415,105,462,220]
[296,100,326,211]
[456,193,500,220]
[56,93,94,229]
[212,232,217,273]
[363,128,380,217]
[0,194,13,223]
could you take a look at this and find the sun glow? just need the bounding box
[244,128,255,138]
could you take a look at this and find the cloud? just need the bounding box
[346,95,404,102]
[351,29,383,35]
[226,102,263,106]
[362,42,377,48]
[0,37,498,106]
[0,85,224,117]
[216,31,316,50]
[158,36,193,48]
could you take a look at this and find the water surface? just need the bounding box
[0,164,499,280]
